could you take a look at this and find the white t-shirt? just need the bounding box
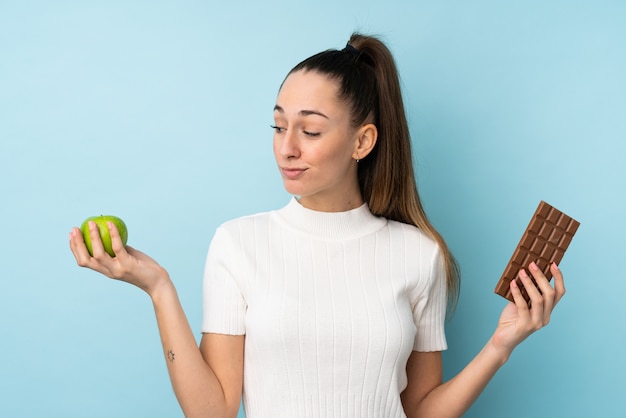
[202,198,447,418]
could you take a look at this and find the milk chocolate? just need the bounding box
[494,201,580,304]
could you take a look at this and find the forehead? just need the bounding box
[276,70,343,114]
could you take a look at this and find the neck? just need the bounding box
[297,193,364,213]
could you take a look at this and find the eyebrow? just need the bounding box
[273,105,329,119]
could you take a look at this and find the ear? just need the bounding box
[352,123,378,161]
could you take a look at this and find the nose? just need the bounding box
[275,129,300,160]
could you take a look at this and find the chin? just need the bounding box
[282,182,307,197]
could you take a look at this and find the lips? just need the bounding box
[280,167,307,180]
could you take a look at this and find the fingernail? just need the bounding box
[529,261,538,270]
[511,279,518,288]
[551,262,559,271]
[88,221,96,230]
[519,269,529,278]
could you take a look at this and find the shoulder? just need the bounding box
[217,210,273,232]
[385,219,440,257]
[211,207,282,247]
[205,210,275,269]
[384,220,445,285]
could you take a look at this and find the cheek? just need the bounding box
[312,146,354,183]
[322,137,356,165]
[272,136,280,160]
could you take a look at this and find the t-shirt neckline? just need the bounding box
[275,197,388,241]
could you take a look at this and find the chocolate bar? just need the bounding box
[494,201,580,304]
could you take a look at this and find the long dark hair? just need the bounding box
[286,33,460,313]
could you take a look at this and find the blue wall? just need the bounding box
[1,1,624,417]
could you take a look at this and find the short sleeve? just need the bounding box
[201,224,247,335]
[411,244,448,352]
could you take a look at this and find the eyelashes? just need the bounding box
[270,125,321,137]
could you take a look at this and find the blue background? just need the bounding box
[1,1,624,417]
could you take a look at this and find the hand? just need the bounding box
[491,262,566,356]
[69,220,169,295]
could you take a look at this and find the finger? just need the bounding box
[69,227,91,265]
[69,227,114,276]
[528,262,556,324]
[551,263,566,304]
[518,267,544,322]
[509,276,530,319]
[87,220,109,259]
[83,221,119,274]
[106,221,128,258]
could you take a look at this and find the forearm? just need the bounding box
[413,339,510,418]
[149,277,235,418]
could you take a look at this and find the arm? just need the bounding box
[151,280,244,417]
[401,341,507,418]
[69,221,243,418]
[402,262,565,418]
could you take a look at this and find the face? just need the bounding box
[272,70,365,212]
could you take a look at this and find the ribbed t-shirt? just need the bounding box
[202,197,447,418]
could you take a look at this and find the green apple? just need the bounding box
[80,215,128,257]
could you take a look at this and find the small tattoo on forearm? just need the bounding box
[167,349,175,362]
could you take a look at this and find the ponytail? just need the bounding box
[288,33,460,314]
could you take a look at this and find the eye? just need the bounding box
[270,125,286,133]
[303,130,321,137]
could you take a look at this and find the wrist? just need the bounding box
[147,269,175,302]
[485,337,513,367]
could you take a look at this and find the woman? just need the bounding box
[69,33,565,418]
